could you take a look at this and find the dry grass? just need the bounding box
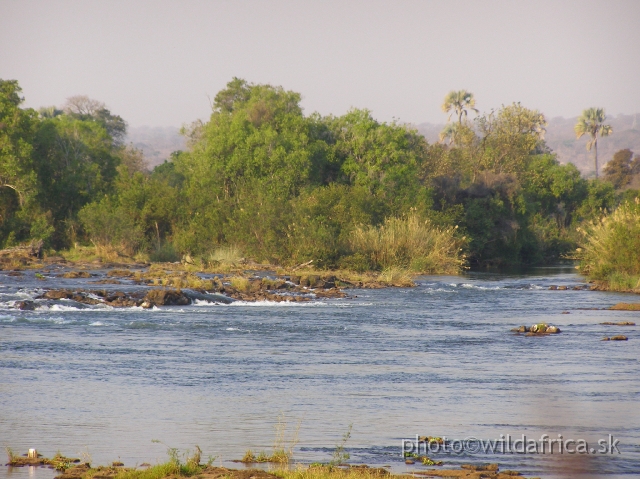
[350,214,466,274]
[229,276,252,293]
[207,245,244,268]
[273,466,390,479]
[376,267,414,287]
[241,413,300,464]
[578,197,640,292]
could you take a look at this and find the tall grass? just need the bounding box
[578,197,640,291]
[241,413,300,464]
[349,214,466,274]
[208,245,244,265]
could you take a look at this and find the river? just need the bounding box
[1,266,638,479]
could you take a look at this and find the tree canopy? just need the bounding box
[0,77,637,270]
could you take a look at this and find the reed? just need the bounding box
[349,214,466,274]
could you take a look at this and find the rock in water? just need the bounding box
[16,300,36,311]
[143,289,191,306]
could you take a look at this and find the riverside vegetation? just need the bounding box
[5,446,537,479]
[1,78,639,287]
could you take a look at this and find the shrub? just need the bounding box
[208,245,243,265]
[578,197,640,291]
[229,276,251,292]
[149,242,180,263]
[349,214,466,274]
[78,197,144,256]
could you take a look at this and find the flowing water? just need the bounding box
[1,266,639,479]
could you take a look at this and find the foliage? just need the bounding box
[603,149,640,189]
[330,424,352,466]
[350,214,465,273]
[575,107,613,178]
[578,197,640,291]
[1,77,636,273]
[441,90,478,124]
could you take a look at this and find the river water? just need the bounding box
[1,266,638,479]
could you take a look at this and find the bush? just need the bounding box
[349,213,466,274]
[578,197,640,290]
[149,242,180,263]
[78,197,145,256]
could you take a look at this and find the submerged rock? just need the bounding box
[602,335,629,341]
[511,325,528,333]
[16,300,36,310]
[609,303,640,311]
[461,463,499,471]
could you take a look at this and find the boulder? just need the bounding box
[43,290,74,300]
[16,300,36,311]
[530,323,547,333]
[143,289,191,307]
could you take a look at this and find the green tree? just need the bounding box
[63,95,127,146]
[574,107,612,179]
[477,103,547,176]
[442,90,478,124]
[0,79,38,205]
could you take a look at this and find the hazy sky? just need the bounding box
[1,0,639,128]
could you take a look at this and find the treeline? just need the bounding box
[1,78,638,271]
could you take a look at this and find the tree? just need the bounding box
[63,95,127,145]
[63,95,105,116]
[442,90,478,124]
[0,79,38,205]
[574,107,612,179]
[603,149,640,189]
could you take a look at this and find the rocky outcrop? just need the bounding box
[141,289,191,308]
[511,323,561,335]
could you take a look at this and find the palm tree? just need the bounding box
[442,90,478,124]
[574,108,613,179]
[439,123,458,145]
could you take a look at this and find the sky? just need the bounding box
[1,0,639,128]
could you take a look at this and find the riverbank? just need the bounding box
[6,452,537,479]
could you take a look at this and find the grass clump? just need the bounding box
[229,276,252,293]
[149,242,180,263]
[240,413,300,464]
[376,267,414,287]
[349,214,466,274]
[208,246,244,266]
[578,197,640,292]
